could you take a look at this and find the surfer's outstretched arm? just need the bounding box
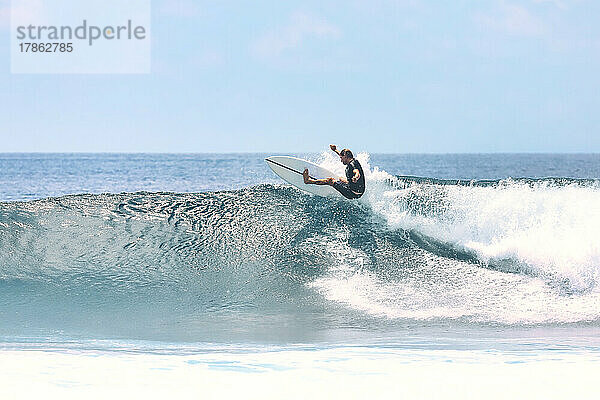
[303,169,334,186]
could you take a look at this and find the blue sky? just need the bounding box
[1,0,599,153]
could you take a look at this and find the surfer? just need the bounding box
[302,145,365,199]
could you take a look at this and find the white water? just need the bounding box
[311,152,600,323]
[2,346,599,399]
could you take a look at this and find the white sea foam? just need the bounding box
[311,246,600,323]
[312,152,600,323]
[2,346,599,399]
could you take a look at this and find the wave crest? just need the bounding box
[1,163,600,331]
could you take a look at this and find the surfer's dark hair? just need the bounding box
[340,149,353,158]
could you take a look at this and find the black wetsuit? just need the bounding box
[333,159,365,199]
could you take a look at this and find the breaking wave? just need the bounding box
[1,153,600,341]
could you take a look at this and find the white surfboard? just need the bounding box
[265,156,343,198]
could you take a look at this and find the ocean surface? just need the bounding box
[1,152,600,398]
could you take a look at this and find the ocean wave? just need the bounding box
[1,157,600,336]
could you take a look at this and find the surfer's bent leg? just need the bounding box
[333,181,363,199]
[303,169,334,186]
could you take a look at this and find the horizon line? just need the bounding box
[1,151,600,155]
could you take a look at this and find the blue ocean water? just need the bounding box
[1,152,600,396]
[1,153,599,201]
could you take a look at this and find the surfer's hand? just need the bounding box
[352,176,358,183]
[330,144,337,152]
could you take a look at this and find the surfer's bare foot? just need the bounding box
[303,169,310,184]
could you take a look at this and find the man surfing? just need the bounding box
[302,145,366,199]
